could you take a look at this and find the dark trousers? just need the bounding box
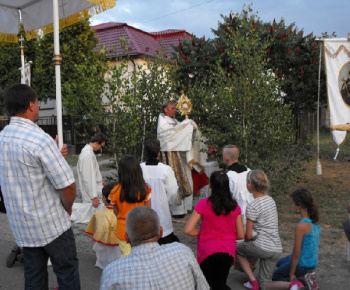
[200,252,233,290]
[22,228,80,290]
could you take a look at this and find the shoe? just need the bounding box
[304,272,319,290]
[250,280,259,290]
[289,280,304,290]
[6,245,21,268]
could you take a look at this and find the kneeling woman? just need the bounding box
[184,171,244,289]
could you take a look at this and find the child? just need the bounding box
[236,170,282,290]
[108,155,151,256]
[184,171,245,289]
[85,182,121,269]
[269,188,321,290]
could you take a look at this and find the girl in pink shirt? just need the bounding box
[184,171,244,289]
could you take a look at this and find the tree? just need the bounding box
[172,7,306,194]
[33,19,101,102]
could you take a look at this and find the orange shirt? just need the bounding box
[109,183,151,240]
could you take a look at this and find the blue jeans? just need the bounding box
[22,228,80,290]
[272,255,315,281]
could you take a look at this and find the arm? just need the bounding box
[245,218,254,241]
[289,222,310,281]
[145,197,151,208]
[113,203,119,216]
[59,182,76,215]
[235,214,245,240]
[184,210,201,236]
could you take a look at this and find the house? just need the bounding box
[92,22,192,64]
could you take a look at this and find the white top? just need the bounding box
[140,162,178,237]
[77,144,103,203]
[226,170,254,226]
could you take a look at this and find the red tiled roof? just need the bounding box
[92,22,192,59]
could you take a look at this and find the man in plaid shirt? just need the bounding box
[100,206,209,290]
[0,84,80,289]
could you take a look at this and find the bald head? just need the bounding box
[125,206,161,246]
[223,145,239,166]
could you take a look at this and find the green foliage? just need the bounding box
[172,6,308,194]
[33,19,100,101]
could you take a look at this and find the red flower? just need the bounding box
[203,57,206,63]
[267,47,271,54]
[218,46,223,53]
[186,56,190,64]
[312,42,316,50]
[287,48,290,54]
[270,25,274,34]
[280,34,284,40]
[226,26,229,33]
[300,68,304,75]
[229,13,232,21]
[313,57,317,64]
[180,51,184,59]
[295,47,299,56]
[252,20,256,29]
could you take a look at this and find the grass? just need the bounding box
[275,129,350,254]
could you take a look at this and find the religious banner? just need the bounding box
[19,62,32,86]
[324,39,350,146]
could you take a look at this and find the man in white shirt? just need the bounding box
[140,139,179,244]
[71,133,107,223]
[157,100,207,218]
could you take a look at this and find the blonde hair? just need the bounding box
[247,169,269,193]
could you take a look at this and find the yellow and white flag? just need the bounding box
[324,39,350,146]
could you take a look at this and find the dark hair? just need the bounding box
[102,182,118,202]
[118,155,148,203]
[161,100,176,113]
[4,84,37,116]
[145,139,160,159]
[290,188,319,223]
[91,133,107,144]
[209,171,237,216]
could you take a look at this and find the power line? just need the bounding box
[141,0,213,24]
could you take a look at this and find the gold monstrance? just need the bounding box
[176,90,193,119]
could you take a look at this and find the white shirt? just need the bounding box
[77,144,103,202]
[140,162,178,237]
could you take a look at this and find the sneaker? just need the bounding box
[250,280,259,290]
[244,281,253,289]
[304,272,319,290]
[289,280,304,290]
[6,245,21,268]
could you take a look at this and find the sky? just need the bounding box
[91,0,349,39]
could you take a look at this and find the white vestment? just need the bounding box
[71,144,104,223]
[140,162,178,237]
[226,170,254,228]
[157,114,207,215]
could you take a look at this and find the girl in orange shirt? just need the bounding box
[109,155,151,256]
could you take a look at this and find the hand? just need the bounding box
[92,197,100,208]
[55,135,68,158]
[290,274,297,282]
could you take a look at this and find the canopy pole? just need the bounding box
[53,0,63,149]
[316,41,322,175]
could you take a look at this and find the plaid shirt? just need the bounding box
[0,117,75,247]
[100,242,209,290]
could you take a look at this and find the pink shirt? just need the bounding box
[195,198,241,265]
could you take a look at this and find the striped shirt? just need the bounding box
[0,117,75,247]
[100,242,209,290]
[246,195,282,253]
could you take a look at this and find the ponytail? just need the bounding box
[291,188,319,223]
